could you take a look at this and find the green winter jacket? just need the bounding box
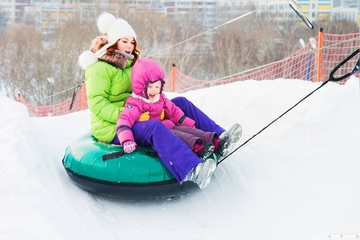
[84,60,133,143]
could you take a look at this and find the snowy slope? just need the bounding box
[1,77,360,240]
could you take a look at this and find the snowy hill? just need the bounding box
[1,78,360,240]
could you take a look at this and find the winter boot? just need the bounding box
[215,138,229,156]
[216,123,242,161]
[183,158,217,189]
[194,142,215,160]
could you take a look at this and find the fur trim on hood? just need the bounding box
[78,50,134,70]
[78,51,98,70]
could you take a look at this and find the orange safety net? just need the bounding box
[18,84,88,117]
[19,31,360,117]
[164,30,360,93]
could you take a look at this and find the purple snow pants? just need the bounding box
[172,126,217,149]
[112,96,225,182]
[133,120,201,182]
[171,97,225,136]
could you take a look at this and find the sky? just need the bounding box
[1,76,360,240]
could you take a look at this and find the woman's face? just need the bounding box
[117,37,135,54]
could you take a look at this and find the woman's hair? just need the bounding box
[90,36,108,53]
[106,38,140,66]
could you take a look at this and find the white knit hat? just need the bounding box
[78,12,136,70]
[94,12,136,58]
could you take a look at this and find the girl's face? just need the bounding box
[116,37,135,54]
[147,81,162,101]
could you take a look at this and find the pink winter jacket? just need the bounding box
[116,58,195,145]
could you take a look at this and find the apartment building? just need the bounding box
[333,0,358,8]
[1,0,30,25]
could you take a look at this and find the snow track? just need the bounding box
[2,78,360,239]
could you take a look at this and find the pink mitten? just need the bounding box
[123,141,137,153]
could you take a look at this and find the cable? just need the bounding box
[218,48,360,164]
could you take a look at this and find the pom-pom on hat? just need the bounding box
[97,12,136,43]
[94,12,136,59]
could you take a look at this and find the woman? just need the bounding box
[78,13,241,189]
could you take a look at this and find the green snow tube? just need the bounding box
[62,133,198,199]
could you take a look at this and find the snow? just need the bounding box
[1,77,360,240]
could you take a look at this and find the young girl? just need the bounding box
[116,58,230,161]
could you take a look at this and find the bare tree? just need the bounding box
[48,17,96,101]
[1,6,359,103]
[211,27,259,78]
[0,24,43,102]
[159,12,208,79]
[315,18,359,34]
[0,7,6,36]
[209,11,278,79]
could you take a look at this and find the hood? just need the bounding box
[131,58,165,97]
